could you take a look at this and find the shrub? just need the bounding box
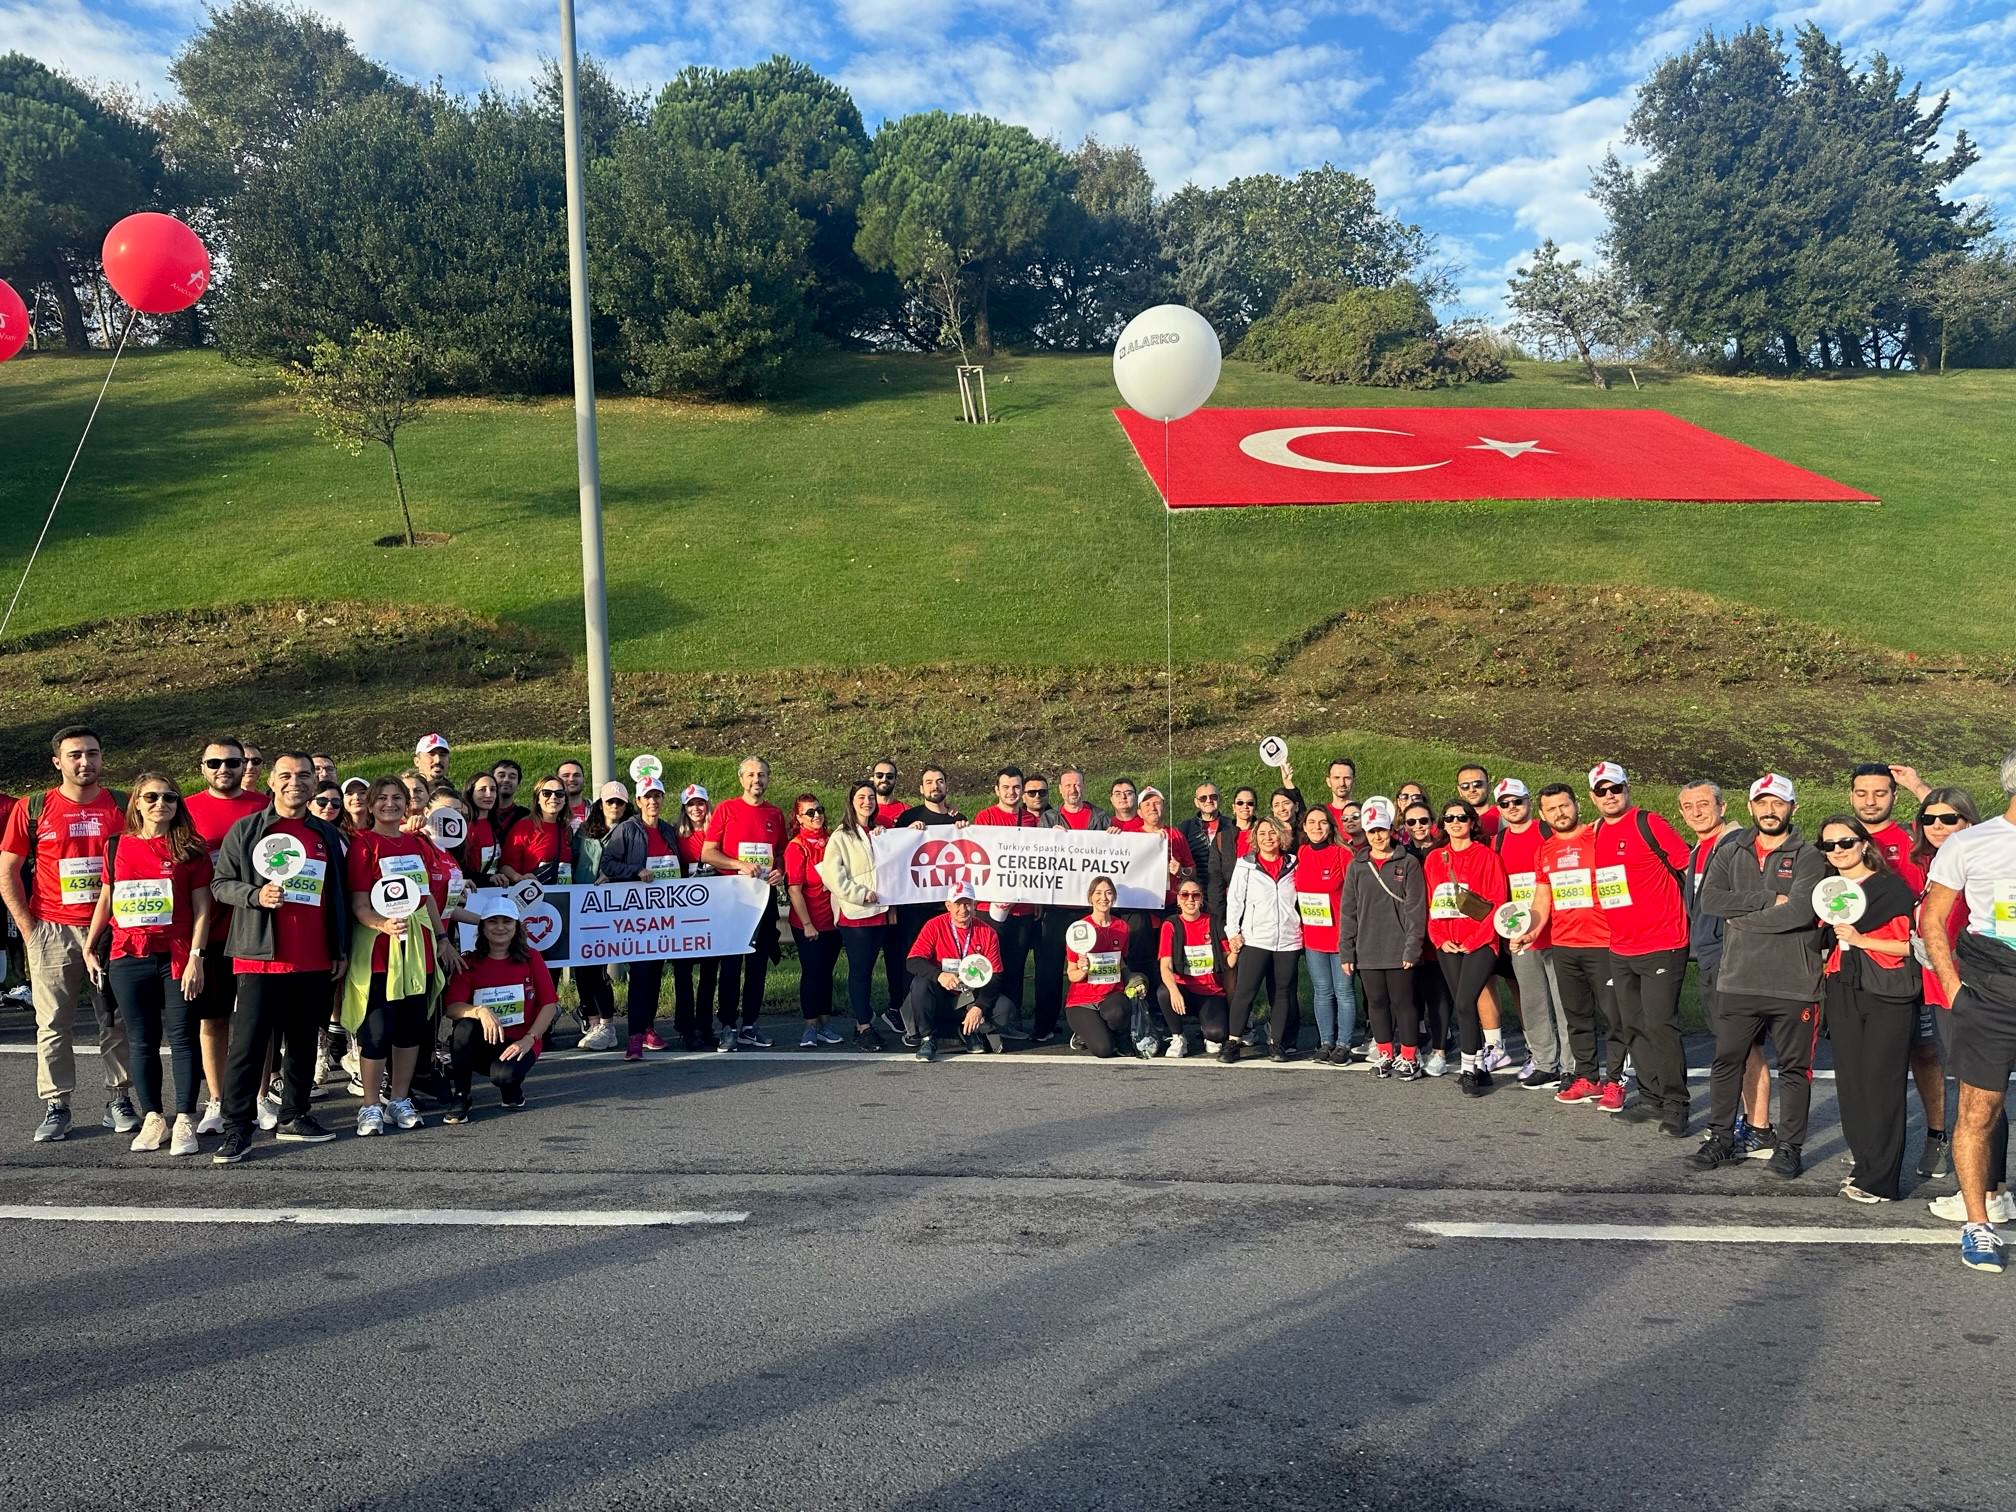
[1237,281,1509,388]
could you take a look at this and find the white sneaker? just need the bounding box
[256,1094,281,1132]
[1929,1190,2016,1224]
[356,1104,384,1137]
[130,1112,168,1152]
[341,1045,361,1078]
[196,1098,224,1135]
[314,1049,344,1086]
[169,1114,200,1157]
[1424,1051,1449,1077]
[1165,1036,1190,1059]
[1479,1044,1514,1074]
[388,1096,422,1130]
[579,1021,621,1051]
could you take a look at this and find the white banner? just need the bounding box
[508,877,772,967]
[869,824,1168,910]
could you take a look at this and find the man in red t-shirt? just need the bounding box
[0,725,133,1143]
[900,881,1008,1060]
[0,790,23,1004]
[869,758,908,830]
[184,736,270,1128]
[1589,760,1695,1134]
[972,765,1040,1029]
[1492,777,1568,1089]
[701,756,787,1048]
[1514,783,1628,1106]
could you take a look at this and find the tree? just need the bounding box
[1908,243,2016,371]
[1238,281,1508,388]
[914,233,970,363]
[282,325,430,546]
[1506,240,1615,387]
[854,111,1074,357]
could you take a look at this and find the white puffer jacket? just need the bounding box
[1223,852,1304,953]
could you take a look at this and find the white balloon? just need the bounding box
[1113,304,1221,421]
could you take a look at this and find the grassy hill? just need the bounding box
[2,348,2011,807]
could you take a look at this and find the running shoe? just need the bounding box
[442,1101,473,1125]
[1423,1050,1448,1077]
[388,1097,422,1130]
[255,1094,281,1132]
[1960,1223,2005,1274]
[196,1098,223,1135]
[355,1104,384,1137]
[1765,1143,1802,1179]
[799,1027,820,1049]
[33,1101,70,1143]
[1740,1125,1779,1161]
[1393,1056,1424,1082]
[1687,1133,1737,1170]
[715,1027,736,1052]
[625,1034,646,1061]
[345,1072,367,1098]
[1458,1067,1491,1098]
[1917,1132,1953,1181]
[1220,1039,1242,1064]
[1929,1191,2016,1224]
[1839,1180,1891,1205]
[815,1026,846,1045]
[130,1112,167,1152]
[498,1081,526,1109]
[736,1026,773,1049]
[1522,1068,1562,1091]
[314,1042,345,1086]
[1375,1056,1394,1080]
[169,1115,200,1157]
[853,1029,885,1053]
[104,1093,141,1134]
[876,1012,906,1041]
[578,1021,622,1051]
[1479,1045,1515,1075]
[642,1031,672,1052]
[1598,1081,1628,1115]
[1513,1054,1537,1083]
[276,1114,336,1143]
[915,1037,936,1063]
[1554,1076,1601,1106]
[1165,1036,1190,1059]
[211,1127,251,1165]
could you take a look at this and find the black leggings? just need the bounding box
[1416,943,1452,1051]
[1436,946,1497,1056]
[793,927,840,1020]
[108,954,198,1117]
[575,964,615,1022]
[1229,948,1300,1046]
[626,959,667,1037]
[1067,990,1131,1057]
[716,908,778,1029]
[673,957,719,1040]
[1827,974,1916,1199]
[448,1017,536,1099]
[1358,966,1419,1051]
[1157,985,1228,1043]
[357,976,427,1058]
[839,923,886,1028]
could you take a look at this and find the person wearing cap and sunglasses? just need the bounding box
[568,781,633,1052]
[903,880,1011,1062]
[1589,760,1696,1136]
[413,733,452,787]
[1492,777,1569,1090]
[598,776,683,1059]
[1689,773,1827,1181]
[183,736,270,1134]
[441,892,559,1122]
[671,784,723,1050]
[1338,797,1428,1078]
[1426,798,1511,1095]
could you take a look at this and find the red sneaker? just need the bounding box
[624,1034,645,1062]
[1554,1076,1602,1105]
[641,1031,671,1052]
[1598,1080,1628,1114]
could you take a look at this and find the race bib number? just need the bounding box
[378,853,428,886]
[939,958,964,976]
[644,861,680,883]
[1428,883,1468,922]
[738,842,775,871]
[1295,891,1334,928]
[474,983,526,1028]
[58,855,104,905]
[280,858,327,907]
[1509,871,1538,906]
[112,878,172,928]
[1993,881,2016,942]
[1595,865,1632,910]
[1087,950,1122,986]
[1182,942,1215,977]
[445,869,468,912]
[1550,868,1595,911]
[480,844,498,870]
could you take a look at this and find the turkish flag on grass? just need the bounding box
[1113,407,1876,507]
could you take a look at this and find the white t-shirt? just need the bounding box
[1927,815,2016,948]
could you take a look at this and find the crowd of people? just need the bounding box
[4,727,2014,1275]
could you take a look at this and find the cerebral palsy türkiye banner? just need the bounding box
[869,825,1168,910]
[512,876,772,967]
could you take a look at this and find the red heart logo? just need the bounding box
[525,913,556,947]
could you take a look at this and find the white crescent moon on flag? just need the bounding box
[1237,425,1451,475]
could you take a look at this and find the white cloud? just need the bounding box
[0,0,175,95]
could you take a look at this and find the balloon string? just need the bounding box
[1,310,134,641]
[1163,417,1175,802]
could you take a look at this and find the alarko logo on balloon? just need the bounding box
[909,836,992,890]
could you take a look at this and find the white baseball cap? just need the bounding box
[472,890,519,921]
[1749,772,1796,803]
[1361,796,1396,831]
[340,776,370,794]
[1138,785,1165,803]
[598,780,630,803]
[414,733,451,756]
[1588,761,1628,790]
[945,880,977,903]
[636,776,666,797]
[1493,777,1529,801]
[679,783,709,805]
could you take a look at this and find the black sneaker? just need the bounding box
[1658,1112,1689,1139]
[1459,1067,1491,1098]
[1616,1100,1661,1126]
[1521,1068,1563,1091]
[1221,1039,1243,1064]
[1917,1132,1952,1180]
[1687,1133,1737,1171]
[915,1037,935,1063]
[276,1114,336,1143]
[498,1083,525,1109]
[1766,1142,1804,1180]
[442,1100,474,1125]
[212,1127,252,1165]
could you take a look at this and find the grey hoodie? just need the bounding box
[1337,848,1426,970]
[1697,826,1828,1001]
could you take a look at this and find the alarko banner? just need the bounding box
[870,825,1168,910]
[1112,407,1876,507]
[510,876,772,967]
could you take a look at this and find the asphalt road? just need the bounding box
[0,1012,2007,1512]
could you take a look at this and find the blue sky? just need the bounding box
[10,0,2012,319]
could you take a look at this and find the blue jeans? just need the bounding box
[1305,947,1356,1047]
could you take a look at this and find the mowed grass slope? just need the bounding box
[2,349,2009,678]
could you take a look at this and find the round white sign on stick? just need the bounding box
[1812,876,1867,927]
[1258,736,1289,769]
[508,876,545,912]
[1493,902,1533,940]
[1066,920,1097,953]
[957,954,995,989]
[252,833,308,883]
[370,876,422,920]
[1113,304,1222,422]
[629,753,663,785]
[426,809,467,845]
[520,901,562,954]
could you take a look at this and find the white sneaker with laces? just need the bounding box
[1424,1051,1448,1077]
[1165,1036,1189,1059]
[579,1021,621,1051]
[169,1114,200,1157]
[256,1095,281,1132]
[388,1097,423,1130]
[1929,1190,2016,1224]
[356,1104,384,1137]
[130,1112,168,1152]
[1479,1045,1514,1074]
[196,1098,224,1135]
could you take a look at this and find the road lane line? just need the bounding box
[0,1205,748,1228]
[1412,1220,1953,1245]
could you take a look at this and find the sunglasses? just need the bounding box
[310,796,340,809]
[243,757,262,766]
[1497,796,1527,807]
[873,771,897,781]
[800,807,823,818]
[1232,798,1256,807]
[537,789,565,800]
[138,791,179,805]
[1817,837,1864,853]
[1921,811,1964,826]
[1457,781,1487,792]
[1441,814,1471,826]
[1592,782,1626,797]
[1405,817,1436,828]
[1178,890,1204,900]
[203,757,245,770]
[1196,794,1220,803]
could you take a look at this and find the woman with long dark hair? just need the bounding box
[1223,817,1304,1062]
[497,775,571,884]
[1426,798,1510,1096]
[442,895,560,1122]
[672,784,722,1050]
[821,780,890,1051]
[785,792,845,1049]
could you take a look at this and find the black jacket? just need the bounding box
[1699,827,1828,1001]
[1684,827,1747,977]
[210,805,350,965]
[1179,816,1226,909]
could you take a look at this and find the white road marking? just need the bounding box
[0,1205,748,1228]
[1412,1220,1954,1245]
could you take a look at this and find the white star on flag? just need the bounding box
[1467,438,1555,458]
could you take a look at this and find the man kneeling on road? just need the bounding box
[902,881,1014,1063]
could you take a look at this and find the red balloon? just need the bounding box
[0,278,27,362]
[101,212,212,315]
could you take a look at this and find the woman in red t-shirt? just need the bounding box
[441,895,559,1122]
[1064,875,1135,1057]
[1425,799,1509,1095]
[1157,879,1227,1056]
[465,772,502,880]
[497,776,571,883]
[85,772,213,1155]
[784,793,843,1049]
[671,785,721,1049]
[1296,806,1353,1063]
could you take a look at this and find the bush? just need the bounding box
[1237,281,1509,388]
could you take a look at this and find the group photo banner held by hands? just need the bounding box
[870,825,1169,910]
[508,876,772,968]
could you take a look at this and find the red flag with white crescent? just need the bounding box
[1112,407,1875,507]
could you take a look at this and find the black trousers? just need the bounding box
[1436,946,1497,1056]
[448,1017,536,1099]
[793,927,840,1020]
[1552,946,1624,1082]
[673,957,718,1041]
[1359,966,1419,1051]
[1228,947,1300,1045]
[1120,910,1162,979]
[1034,908,1075,1038]
[1157,985,1228,1043]
[1610,947,1690,1117]
[717,906,778,1029]
[1826,973,1916,1198]
[108,954,198,1117]
[884,909,928,1019]
[838,923,885,1028]
[575,964,615,1022]
[224,971,323,1132]
[992,912,1037,1023]
[626,959,666,1037]
[900,974,1004,1043]
[1707,993,1818,1146]
[1066,990,1131,1057]
[1416,942,1451,1051]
